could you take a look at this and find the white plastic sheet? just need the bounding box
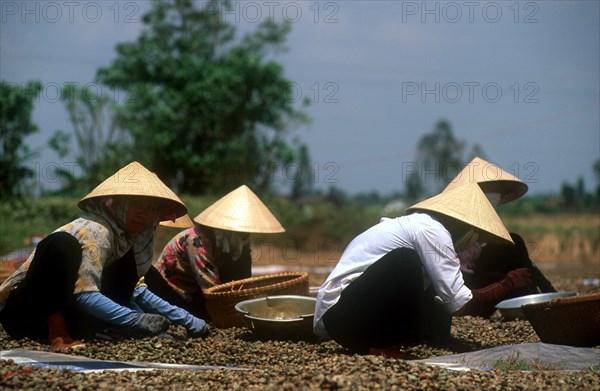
[415,343,600,371]
[1,349,250,373]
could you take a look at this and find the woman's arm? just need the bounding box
[187,234,221,289]
[74,291,170,335]
[132,286,209,337]
[454,268,533,316]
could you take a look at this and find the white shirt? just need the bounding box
[313,213,472,338]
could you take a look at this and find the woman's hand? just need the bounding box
[130,313,171,336]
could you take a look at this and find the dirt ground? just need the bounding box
[1,261,598,390]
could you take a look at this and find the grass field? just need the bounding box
[502,214,599,263]
[2,198,598,266]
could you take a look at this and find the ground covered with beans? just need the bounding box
[1,263,598,390]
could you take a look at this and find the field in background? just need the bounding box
[503,214,599,263]
[232,214,600,265]
[2,198,598,267]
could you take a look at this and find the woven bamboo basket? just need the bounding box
[204,272,309,328]
[522,291,600,347]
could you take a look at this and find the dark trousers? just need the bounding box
[0,231,145,340]
[322,248,451,353]
[0,232,82,339]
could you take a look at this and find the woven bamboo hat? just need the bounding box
[444,157,528,206]
[406,182,513,245]
[194,185,285,233]
[159,214,194,229]
[78,161,187,219]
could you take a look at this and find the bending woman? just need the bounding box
[0,162,208,348]
[314,183,532,356]
[147,185,285,319]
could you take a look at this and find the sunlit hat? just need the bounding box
[78,161,187,219]
[406,182,513,245]
[444,157,528,206]
[194,185,285,233]
[159,214,194,229]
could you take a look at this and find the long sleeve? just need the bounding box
[413,227,472,313]
[74,291,140,327]
[74,291,171,335]
[133,286,208,337]
[187,234,221,289]
[455,268,533,317]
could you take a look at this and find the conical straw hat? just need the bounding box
[444,157,528,205]
[159,214,194,229]
[78,161,187,219]
[406,182,513,246]
[194,185,285,233]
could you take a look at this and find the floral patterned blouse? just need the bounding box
[153,226,223,301]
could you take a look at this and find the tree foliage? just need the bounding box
[47,84,132,196]
[96,0,309,195]
[290,144,314,200]
[411,119,467,198]
[560,169,599,211]
[403,170,425,203]
[0,80,42,198]
[594,159,600,200]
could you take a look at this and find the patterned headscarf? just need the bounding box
[88,197,156,277]
[214,229,249,261]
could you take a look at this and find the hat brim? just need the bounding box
[159,214,194,229]
[194,185,285,234]
[78,162,187,218]
[444,157,528,205]
[407,182,514,246]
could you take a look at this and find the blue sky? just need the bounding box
[1,1,599,196]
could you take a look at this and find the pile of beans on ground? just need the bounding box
[1,264,598,390]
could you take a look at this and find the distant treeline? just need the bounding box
[1,191,598,257]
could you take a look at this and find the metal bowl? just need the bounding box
[234,295,317,340]
[495,291,579,320]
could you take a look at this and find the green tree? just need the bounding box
[291,144,314,200]
[466,143,488,162]
[96,0,309,195]
[48,84,132,195]
[326,185,348,209]
[404,170,425,203]
[561,176,588,211]
[0,80,42,198]
[409,119,467,198]
[593,159,600,202]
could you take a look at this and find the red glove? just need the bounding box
[455,268,533,317]
[505,268,533,290]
